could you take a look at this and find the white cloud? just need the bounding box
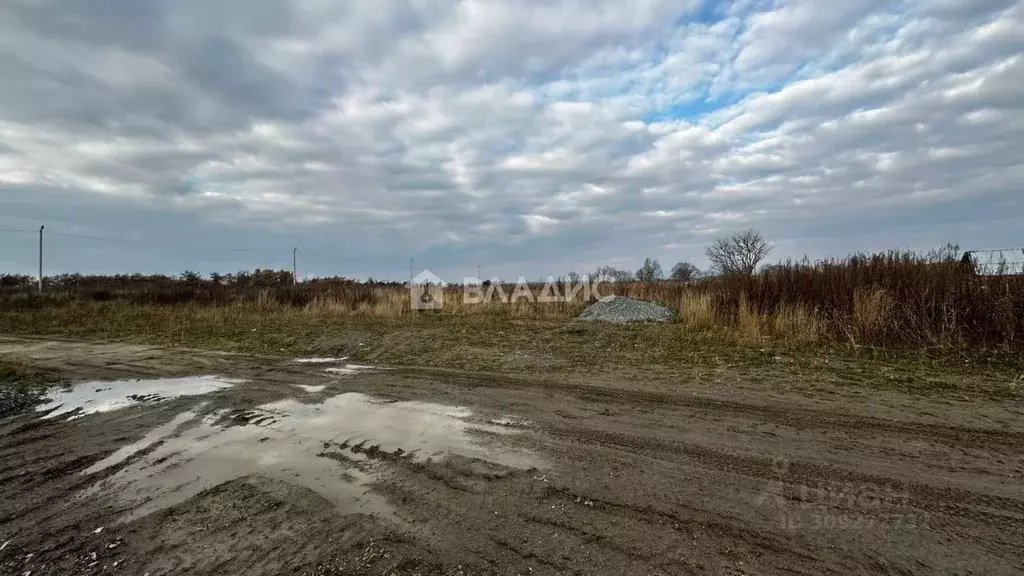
[0,0,1022,278]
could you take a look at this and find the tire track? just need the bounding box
[397,369,1024,451]
[544,425,1024,526]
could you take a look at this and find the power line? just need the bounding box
[3,226,359,276]
[6,226,319,256]
[294,247,339,257]
[46,231,259,253]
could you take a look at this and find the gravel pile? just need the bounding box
[576,295,674,324]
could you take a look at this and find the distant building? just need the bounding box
[961,249,1024,276]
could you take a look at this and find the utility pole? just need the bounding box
[292,247,298,286]
[477,264,481,281]
[38,226,44,295]
[409,257,415,285]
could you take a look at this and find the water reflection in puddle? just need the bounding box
[82,408,203,475]
[324,365,378,376]
[82,392,540,522]
[293,357,348,364]
[37,376,240,420]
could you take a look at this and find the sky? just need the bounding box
[1,0,1022,282]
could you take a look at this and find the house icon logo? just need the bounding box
[410,270,445,311]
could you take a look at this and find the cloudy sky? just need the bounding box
[1,0,1021,281]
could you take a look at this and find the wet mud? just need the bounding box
[1,337,1023,575]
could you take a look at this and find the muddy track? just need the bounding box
[405,368,1024,450]
[0,338,1022,575]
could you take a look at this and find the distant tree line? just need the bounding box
[0,230,777,294]
[572,229,773,284]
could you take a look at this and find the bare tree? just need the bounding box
[179,270,203,283]
[705,229,773,277]
[636,258,663,283]
[669,262,701,282]
[592,265,634,283]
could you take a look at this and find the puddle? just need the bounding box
[37,376,241,420]
[324,364,377,376]
[489,416,531,428]
[295,384,326,393]
[82,392,541,522]
[82,408,202,475]
[293,357,348,364]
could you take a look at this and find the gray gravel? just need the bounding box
[0,386,44,419]
[576,295,674,324]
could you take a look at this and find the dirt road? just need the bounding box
[1,337,1022,575]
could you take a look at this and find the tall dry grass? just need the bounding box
[3,249,1022,351]
[677,292,716,332]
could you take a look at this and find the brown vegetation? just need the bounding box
[2,249,1022,351]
